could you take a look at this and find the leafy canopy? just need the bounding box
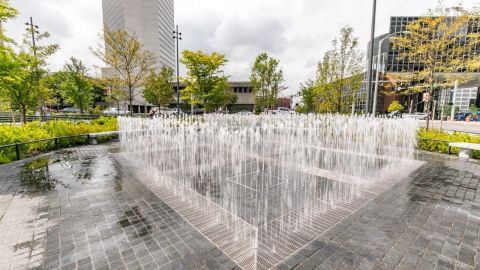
[144,67,174,107]
[298,26,363,114]
[92,28,156,115]
[60,58,94,114]
[389,4,480,95]
[250,52,285,111]
[387,101,405,112]
[180,50,235,112]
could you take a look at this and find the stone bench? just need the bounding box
[448,142,480,160]
[88,131,119,145]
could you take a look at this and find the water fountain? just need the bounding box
[117,114,421,270]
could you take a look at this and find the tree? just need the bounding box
[387,101,404,112]
[144,67,174,108]
[92,28,156,116]
[314,26,364,113]
[0,0,18,47]
[44,72,66,110]
[101,76,129,114]
[0,26,58,123]
[180,50,235,112]
[250,53,285,111]
[297,80,317,113]
[20,26,59,116]
[59,58,94,114]
[390,4,480,129]
[0,52,34,123]
[0,0,18,122]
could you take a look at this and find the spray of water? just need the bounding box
[118,114,418,270]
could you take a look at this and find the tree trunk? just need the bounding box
[21,107,27,125]
[129,87,133,117]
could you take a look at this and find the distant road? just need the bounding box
[419,120,480,134]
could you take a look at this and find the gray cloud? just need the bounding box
[5,0,479,95]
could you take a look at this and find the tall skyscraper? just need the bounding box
[102,0,175,69]
[101,0,175,114]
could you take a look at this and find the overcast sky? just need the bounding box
[5,0,479,96]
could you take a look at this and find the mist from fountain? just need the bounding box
[118,114,418,270]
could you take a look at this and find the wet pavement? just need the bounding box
[0,144,479,269]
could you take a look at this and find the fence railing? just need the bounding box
[0,114,101,124]
[0,132,118,161]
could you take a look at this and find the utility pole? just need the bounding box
[25,17,42,119]
[365,0,377,116]
[173,25,182,117]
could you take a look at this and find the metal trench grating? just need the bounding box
[115,154,424,270]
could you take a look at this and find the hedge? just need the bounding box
[417,128,480,159]
[0,117,118,164]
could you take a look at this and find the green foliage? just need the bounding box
[0,51,38,120]
[297,80,317,113]
[314,26,364,113]
[92,28,156,115]
[418,129,480,159]
[390,4,480,128]
[0,26,59,123]
[0,117,117,164]
[101,76,128,111]
[250,52,284,111]
[90,105,103,115]
[470,104,479,113]
[60,57,94,114]
[180,50,234,112]
[0,0,18,47]
[387,101,404,112]
[144,67,174,107]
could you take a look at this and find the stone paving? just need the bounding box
[0,145,238,270]
[0,144,479,270]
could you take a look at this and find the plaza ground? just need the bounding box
[0,144,479,270]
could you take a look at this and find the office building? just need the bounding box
[102,0,175,113]
[102,0,175,69]
[357,16,480,115]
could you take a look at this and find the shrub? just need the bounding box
[388,101,404,113]
[418,128,480,159]
[0,117,118,164]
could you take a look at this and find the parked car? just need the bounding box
[103,108,130,115]
[403,112,428,120]
[152,107,170,115]
[167,108,185,115]
[275,107,294,115]
[188,108,204,115]
[454,112,472,121]
[61,107,81,113]
[386,110,402,118]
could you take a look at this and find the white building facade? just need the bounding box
[102,0,175,69]
[102,0,175,113]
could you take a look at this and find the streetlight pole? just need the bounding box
[173,25,182,117]
[365,0,377,116]
[25,17,42,119]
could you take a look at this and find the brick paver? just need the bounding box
[0,145,479,270]
[275,154,480,270]
[0,144,239,270]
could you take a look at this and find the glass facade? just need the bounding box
[356,16,480,114]
[388,16,480,73]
